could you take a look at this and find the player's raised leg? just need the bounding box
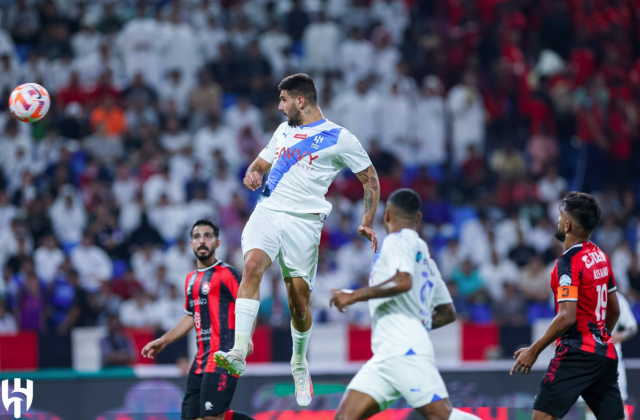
[286,276,314,406]
[334,390,381,420]
[214,248,271,376]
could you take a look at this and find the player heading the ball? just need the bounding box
[214,73,380,407]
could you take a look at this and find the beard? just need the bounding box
[194,247,215,262]
[285,106,303,127]
[555,228,566,243]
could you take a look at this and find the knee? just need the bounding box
[288,298,309,320]
[243,258,265,281]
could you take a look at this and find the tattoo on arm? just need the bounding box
[355,166,380,227]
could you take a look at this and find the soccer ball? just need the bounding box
[8,83,50,123]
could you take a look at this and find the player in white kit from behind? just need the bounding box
[330,189,481,420]
[214,74,380,407]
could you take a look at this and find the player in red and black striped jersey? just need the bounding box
[510,192,624,420]
[142,220,255,420]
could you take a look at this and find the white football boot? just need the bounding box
[213,348,246,377]
[292,362,313,407]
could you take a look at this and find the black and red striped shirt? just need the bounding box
[550,242,617,359]
[184,260,241,374]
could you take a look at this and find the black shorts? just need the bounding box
[182,367,238,419]
[533,344,624,420]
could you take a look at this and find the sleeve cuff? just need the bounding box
[608,286,617,293]
[557,298,578,302]
[184,309,193,315]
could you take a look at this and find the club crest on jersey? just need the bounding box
[294,134,307,139]
[311,135,324,149]
[559,274,572,286]
[202,282,210,295]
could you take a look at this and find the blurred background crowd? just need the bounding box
[1,0,640,341]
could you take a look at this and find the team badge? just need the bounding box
[202,283,210,295]
[559,274,572,287]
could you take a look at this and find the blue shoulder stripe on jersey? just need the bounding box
[263,127,342,197]
[300,118,326,128]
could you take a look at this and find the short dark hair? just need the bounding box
[278,74,317,105]
[190,219,219,238]
[561,192,601,231]
[388,188,422,216]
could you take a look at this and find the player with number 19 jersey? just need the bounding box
[550,241,617,358]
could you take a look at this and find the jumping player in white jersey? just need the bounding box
[214,74,380,407]
[330,189,481,420]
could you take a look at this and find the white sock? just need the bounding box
[291,323,312,366]
[233,298,260,358]
[448,409,481,420]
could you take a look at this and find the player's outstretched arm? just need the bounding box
[510,301,577,376]
[330,271,411,312]
[244,156,272,191]
[354,165,380,252]
[141,314,194,359]
[431,303,457,330]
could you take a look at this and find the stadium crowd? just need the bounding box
[1,0,640,342]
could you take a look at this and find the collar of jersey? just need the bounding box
[563,243,585,255]
[197,260,222,272]
[299,118,326,128]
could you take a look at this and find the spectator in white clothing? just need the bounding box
[143,165,185,206]
[193,115,239,169]
[130,243,164,294]
[160,116,190,153]
[258,21,292,77]
[0,301,17,333]
[302,12,341,74]
[479,250,519,302]
[199,15,228,63]
[379,83,413,163]
[336,235,375,281]
[372,27,401,81]
[161,13,201,86]
[154,284,185,332]
[415,76,447,166]
[371,0,409,45]
[447,70,485,166]
[209,164,242,208]
[112,162,139,207]
[148,194,187,243]
[70,233,113,293]
[119,291,156,328]
[332,79,381,148]
[49,185,87,248]
[226,96,263,142]
[158,69,193,118]
[537,166,568,203]
[71,21,102,58]
[33,235,65,284]
[164,238,195,287]
[116,6,164,87]
[339,27,374,88]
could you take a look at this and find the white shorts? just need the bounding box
[619,359,627,401]
[347,355,449,410]
[242,205,323,290]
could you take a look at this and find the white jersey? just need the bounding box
[613,293,638,359]
[258,119,371,216]
[368,229,452,362]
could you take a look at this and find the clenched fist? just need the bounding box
[244,171,262,191]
